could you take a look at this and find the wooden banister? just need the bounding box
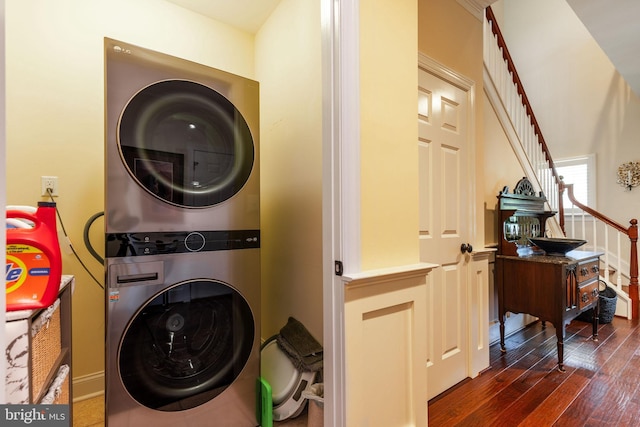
[563,182,638,318]
[485,6,562,191]
[563,183,630,234]
[628,219,639,319]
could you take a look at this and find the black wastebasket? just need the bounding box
[577,280,617,324]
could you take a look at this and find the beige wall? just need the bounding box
[359,0,419,270]
[482,93,525,245]
[255,0,323,341]
[418,0,486,248]
[5,0,255,397]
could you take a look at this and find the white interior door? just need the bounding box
[418,62,472,400]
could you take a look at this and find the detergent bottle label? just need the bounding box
[5,244,51,299]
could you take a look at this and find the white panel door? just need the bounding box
[418,65,472,400]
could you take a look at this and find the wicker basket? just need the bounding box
[31,299,62,401]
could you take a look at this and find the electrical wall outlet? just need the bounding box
[41,176,59,197]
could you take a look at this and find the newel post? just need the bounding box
[558,178,566,234]
[629,219,639,319]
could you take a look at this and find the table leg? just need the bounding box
[556,326,565,372]
[592,301,599,341]
[500,312,506,353]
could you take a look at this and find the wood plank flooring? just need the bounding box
[428,316,640,426]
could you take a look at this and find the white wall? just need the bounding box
[498,0,640,225]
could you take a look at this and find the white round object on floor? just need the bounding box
[261,337,316,421]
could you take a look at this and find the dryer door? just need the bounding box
[118,279,254,411]
[118,80,255,208]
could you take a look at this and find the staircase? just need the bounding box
[483,6,639,319]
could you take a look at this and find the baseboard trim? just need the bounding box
[72,371,105,402]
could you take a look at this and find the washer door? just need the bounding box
[118,80,255,208]
[118,279,254,411]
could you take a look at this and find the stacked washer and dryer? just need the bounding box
[104,38,260,426]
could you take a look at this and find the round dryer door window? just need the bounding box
[118,80,255,208]
[118,279,255,411]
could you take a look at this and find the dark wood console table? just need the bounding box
[496,251,601,371]
[496,178,600,372]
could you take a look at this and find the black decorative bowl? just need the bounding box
[528,237,587,256]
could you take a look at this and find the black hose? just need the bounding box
[84,211,104,264]
[46,190,104,289]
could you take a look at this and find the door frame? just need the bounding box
[322,0,360,426]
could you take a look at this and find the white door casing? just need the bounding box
[418,54,476,400]
[322,0,360,426]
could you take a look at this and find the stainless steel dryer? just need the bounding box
[105,38,259,233]
[105,231,260,426]
[104,39,260,426]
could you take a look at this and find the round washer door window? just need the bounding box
[118,280,255,411]
[118,80,255,208]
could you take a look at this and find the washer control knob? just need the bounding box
[184,232,206,252]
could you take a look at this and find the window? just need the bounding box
[555,154,596,212]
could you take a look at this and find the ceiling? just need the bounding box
[566,0,640,96]
[165,0,640,96]
[165,0,281,34]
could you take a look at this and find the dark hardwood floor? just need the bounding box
[428,315,640,426]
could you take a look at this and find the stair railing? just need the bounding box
[484,6,561,219]
[561,182,639,319]
[484,6,639,319]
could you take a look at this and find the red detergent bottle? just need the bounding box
[5,201,62,311]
